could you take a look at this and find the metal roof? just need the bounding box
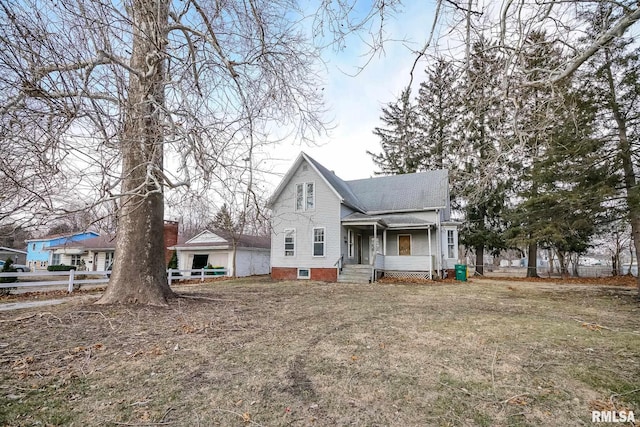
[346,170,448,213]
[271,153,449,215]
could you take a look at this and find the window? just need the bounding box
[295,182,315,211]
[348,230,354,258]
[284,229,296,256]
[297,268,310,279]
[51,254,61,265]
[313,227,325,257]
[447,230,456,258]
[70,255,82,266]
[32,244,36,250]
[296,184,304,211]
[306,183,315,210]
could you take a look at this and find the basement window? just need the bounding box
[297,268,310,279]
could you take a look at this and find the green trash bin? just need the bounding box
[455,264,467,281]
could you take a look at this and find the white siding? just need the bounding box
[385,255,434,271]
[385,230,435,256]
[271,159,342,269]
[187,231,226,244]
[177,250,229,276]
[236,248,270,277]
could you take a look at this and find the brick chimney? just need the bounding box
[163,220,179,265]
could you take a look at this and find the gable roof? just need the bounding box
[268,152,366,211]
[346,170,448,213]
[0,247,27,255]
[270,152,449,214]
[25,231,100,243]
[172,230,270,250]
[47,235,116,251]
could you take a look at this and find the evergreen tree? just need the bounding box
[506,31,610,277]
[584,5,640,289]
[416,58,460,170]
[456,37,509,275]
[368,88,422,174]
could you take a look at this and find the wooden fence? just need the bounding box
[0,268,228,294]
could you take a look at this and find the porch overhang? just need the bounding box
[342,212,435,230]
[341,212,387,229]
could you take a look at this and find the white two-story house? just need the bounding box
[269,152,459,283]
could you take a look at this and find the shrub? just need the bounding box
[167,251,181,277]
[204,264,226,276]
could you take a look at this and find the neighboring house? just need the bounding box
[25,231,100,270]
[0,247,27,265]
[47,235,117,271]
[268,152,459,283]
[45,221,180,271]
[169,230,270,277]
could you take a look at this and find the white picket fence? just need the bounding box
[0,268,228,294]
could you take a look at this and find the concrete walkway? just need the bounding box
[0,299,70,311]
[0,293,102,311]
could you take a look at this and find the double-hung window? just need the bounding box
[51,253,61,265]
[313,227,325,257]
[70,254,82,266]
[295,182,315,211]
[284,229,296,256]
[447,229,455,258]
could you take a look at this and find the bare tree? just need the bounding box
[0,0,398,305]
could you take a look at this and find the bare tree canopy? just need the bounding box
[0,0,399,305]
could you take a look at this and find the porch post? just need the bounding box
[383,229,387,256]
[373,223,377,265]
[428,227,433,279]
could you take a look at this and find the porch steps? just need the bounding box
[338,264,372,284]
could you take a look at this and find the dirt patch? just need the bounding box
[0,278,638,426]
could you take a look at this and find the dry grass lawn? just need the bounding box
[1,277,639,426]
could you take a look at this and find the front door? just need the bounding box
[399,235,411,256]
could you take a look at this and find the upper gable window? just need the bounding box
[295,182,315,211]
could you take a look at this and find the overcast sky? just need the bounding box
[264,1,437,187]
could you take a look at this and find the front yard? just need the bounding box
[0,278,638,426]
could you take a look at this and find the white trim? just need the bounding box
[184,230,227,245]
[295,183,304,211]
[397,234,412,256]
[297,268,310,279]
[268,153,345,208]
[295,181,316,212]
[312,227,325,257]
[306,181,316,211]
[284,228,296,257]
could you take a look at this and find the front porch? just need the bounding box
[341,214,440,282]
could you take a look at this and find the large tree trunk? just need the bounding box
[603,50,640,293]
[97,0,175,305]
[474,245,484,276]
[526,241,538,278]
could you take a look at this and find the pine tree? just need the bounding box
[506,31,610,277]
[585,4,640,289]
[416,58,460,170]
[368,88,422,174]
[456,37,509,275]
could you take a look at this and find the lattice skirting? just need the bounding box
[383,271,433,280]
